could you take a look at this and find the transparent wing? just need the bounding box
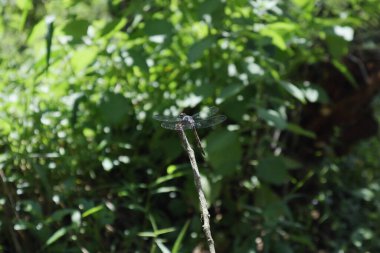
[194,115,227,129]
[192,106,219,120]
[153,114,182,122]
[161,121,193,130]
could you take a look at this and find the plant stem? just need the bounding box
[178,129,216,253]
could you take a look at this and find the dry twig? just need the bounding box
[178,128,216,253]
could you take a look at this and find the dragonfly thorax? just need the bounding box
[180,114,195,125]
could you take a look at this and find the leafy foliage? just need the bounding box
[1,0,380,252]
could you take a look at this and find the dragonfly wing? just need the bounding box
[192,106,219,120]
[161,121,193,130]
[153,114,181,122]
[194,115,227,129]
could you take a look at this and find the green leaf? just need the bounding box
[152,186,178,194]
[144,19,173,36]
[45,17,54,72]
[260,29,287,50]
[0,118,11,134]
[172,220,190,253]
[16,0,32,10]
[286,123,316,138]
[282,157,302,169]
[167,165,178,174]
[257,156,289,185]
[188,36,215,63]
[27,19,46,45]
[255,186,288,222]
[99,92,132,126]
[82,205,104,218]
[332,59,358,88]
[138,231,156,237]
[303,84,329,103]
[154,227,176,236]
[138,228,176,238]
[129,48,149,73]
[99,18,127,39]
[280,81,306,103]
[62,19,90,44]
[156,239,171,253]
[45,227,67,246]
[71,46,98,73]
[259,22,297,50]
[257,108,287,129]
[292,0,311,8]
[326,33,348,58]
[197,0,223,16]
[255,185,281,207]
[219,83,244,102]
[152,172,185,187]
[206,130,242,176]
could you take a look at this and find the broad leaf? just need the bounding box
[257,156,289,185]
[188,36,215,63]
[206,130,242,176]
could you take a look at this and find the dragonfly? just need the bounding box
[153,107,227,156]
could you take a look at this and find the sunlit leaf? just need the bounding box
[102,158,114,171]
[71,46,98,73]
[99,18,127,39]
[280,81,306,103]
[152,172,185,187]
[152,186,178,194]
[45,227,67,246]
[45,16,54,72]
[82,205,104,218]
[257,108,287,129]
[138,231,156,237]
[27,19,47,44]
[259,22,297,50]
[334,26,354,41]
[303,84,329,103]
[156,239,171,253]
[154,227,176,236]
[16,0,32,10]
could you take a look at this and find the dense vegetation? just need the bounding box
[1,0,380,252]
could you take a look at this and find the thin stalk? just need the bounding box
[177,128,216,253]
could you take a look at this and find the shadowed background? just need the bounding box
[1,0,380,252]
